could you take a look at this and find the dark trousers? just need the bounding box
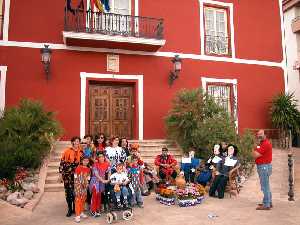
[209,175,228,199]
[184,171,196,183]
[159,170,177,180]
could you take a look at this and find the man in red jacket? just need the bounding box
[252,129,273,210]
[154,147,178,182]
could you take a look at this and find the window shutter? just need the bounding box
[204,8,215,36]
[216,10,226,37]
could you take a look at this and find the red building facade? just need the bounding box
[0,0,286,140]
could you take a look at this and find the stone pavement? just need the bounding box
[1,148,299,225]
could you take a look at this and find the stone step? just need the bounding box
[48,161,60,168]
[45,175,60,184]
[47,168,59,177]
[44,183,64,192]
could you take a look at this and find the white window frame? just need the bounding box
[199,0,235,58]
[0,66,7,113]
[201,77,238,129]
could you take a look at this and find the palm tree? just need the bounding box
[270,92,300,148]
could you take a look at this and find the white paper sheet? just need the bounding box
[211,156,222,163]
[181,157,192,164]
[224,157,237,167]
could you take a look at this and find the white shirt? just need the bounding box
[110,172,129,184]
[105,146,127,168]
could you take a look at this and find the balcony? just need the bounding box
[205,35,231,56]
[63,9,166,51]
[292,16,300,33]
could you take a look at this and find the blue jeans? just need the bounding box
[257,164,272,207]
[115,186,129,201]
[131,189,143,205]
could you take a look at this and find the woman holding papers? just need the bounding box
[209,144,239,199]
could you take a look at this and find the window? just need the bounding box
[201,77,238,128]
[88,0,132,35]
[204,6,229,55]
[207,84,232,114]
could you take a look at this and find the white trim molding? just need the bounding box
[0,40,283,68]
[0,66,8,112]
[80,72,144,140]
[199,0,236,58]
[279,0,288,93]
[3,0,11,41]
[201,77,238,129]
[62,31,166,47]
[135,0,139,17]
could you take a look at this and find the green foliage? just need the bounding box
[270,92,300,134]
[165,88,237,156]
[0,99,63,179]
[236,129,256,176]
[165,88,255,173]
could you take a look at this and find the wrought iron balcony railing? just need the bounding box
[64,9,164,40]
[205,35,230,55]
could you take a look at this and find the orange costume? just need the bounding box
[59,147,83,216]
[74,165,90,217]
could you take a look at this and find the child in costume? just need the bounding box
[59,136,83,217]
[89,152,110,217]
[128,155,144,208]
[110,163,130,208]
[74,157,91,223]
[82,135,94,159]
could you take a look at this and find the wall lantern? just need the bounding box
[168,55,182,86]
[40,44,52,80]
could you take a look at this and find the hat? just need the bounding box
[131,143,139,150]
[162,147,168,151]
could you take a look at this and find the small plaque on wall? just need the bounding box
[107,54,119,72]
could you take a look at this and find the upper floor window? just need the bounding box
[204,6,229,56]
[200,0,235,58]
[111,0,131,15]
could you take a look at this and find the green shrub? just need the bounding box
[0,99,62,179]
[165,88,255,173]
[270,92,300,134]
[236,129,256,176]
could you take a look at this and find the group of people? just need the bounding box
[58,135,158,223]
[154,142,240,199]
[155,129,273,211]
[59,129,273,223]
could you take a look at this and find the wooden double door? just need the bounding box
[89,84,134,139]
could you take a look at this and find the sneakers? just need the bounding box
[90,211,101,217]
[137,203,144,208]
[123,199,128,208]
[74,216,81,223]
[116,201,122,208]
[80,212,88,218]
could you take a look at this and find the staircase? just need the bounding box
[44,140,183,192]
